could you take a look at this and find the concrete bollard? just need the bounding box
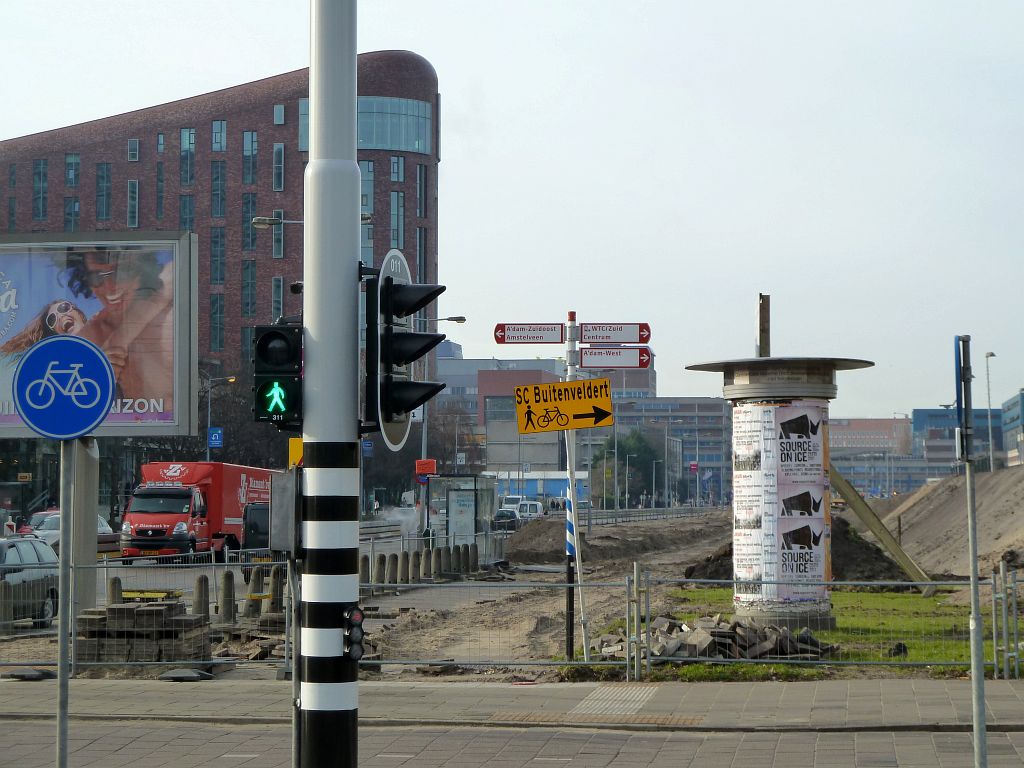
[107,576,123,606]
[469,542,479,572]
[452,544,464,574]
[0,581,12,632]
[359,554,370,585]
[244,567,264,618]
[264,565,285,614]
[440,546,451,575]
[421,548,432,580]
[220,569,236,624]
[373,553,387,585]
[409,551,421,583]
[193,575,210,620]
[385,552,399,584]
[431,547,442,578]
[398,551,410,584]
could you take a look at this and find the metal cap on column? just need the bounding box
[687,355,872,630]
[301,1,362,766]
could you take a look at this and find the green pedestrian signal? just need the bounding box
[252,325,302,426]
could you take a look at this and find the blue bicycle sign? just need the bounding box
[13,336,115,440]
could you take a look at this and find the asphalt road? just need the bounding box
[9,720,1024,768]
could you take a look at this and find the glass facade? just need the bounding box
[357,97,432,154]
[210,227,225,285]
[179,194,194,231]
[242,193,257,250]
[416,164,427,217]
[390,191,404,248]
[241,260,257,318]
[210,294,224,352]
[32,160,47,220]
[272,208,284,258]
[95,163,111,221]
[155,162,164,219]
[359,160,374,264]
[65,154,79,187]
[63,197,79,232]
[273,143,284,191]
[180,128,195,185]
[126,180,138,228]
[272,276,283,319]
[212,120,227,152]
[211,160,226,218]
[243,131,258,185]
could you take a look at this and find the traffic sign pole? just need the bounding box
[564,311,590,663]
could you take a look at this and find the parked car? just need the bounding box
[491,509,522,532]
[34,514,120,558]
[0,535,59,627]
[517,501,546,520]
[16,509,59,534]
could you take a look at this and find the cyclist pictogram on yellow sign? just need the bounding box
[514,378,614,434]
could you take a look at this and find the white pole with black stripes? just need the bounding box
[301,1,361,766]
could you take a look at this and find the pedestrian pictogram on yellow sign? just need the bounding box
[514,378,614,434]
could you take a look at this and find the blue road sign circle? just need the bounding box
[13,335,116,440]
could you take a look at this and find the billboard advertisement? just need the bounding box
[0,232,197,437]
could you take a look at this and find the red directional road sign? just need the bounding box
[580,347,652,369]
[579,323,651,344]
[493,323,565,344]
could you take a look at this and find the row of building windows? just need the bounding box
[208,274,287,353]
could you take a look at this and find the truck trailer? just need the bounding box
[121,462,278,562]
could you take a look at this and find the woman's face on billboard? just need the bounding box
[82,252,141,309]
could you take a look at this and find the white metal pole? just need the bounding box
[301,1,361,766]
[564,311,590,660]
[986,352,996,473]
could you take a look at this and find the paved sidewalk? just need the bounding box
[2,677,1024,732]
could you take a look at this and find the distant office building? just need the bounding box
[1002,391,1024,467]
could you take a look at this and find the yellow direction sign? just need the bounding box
[514,378,613,434]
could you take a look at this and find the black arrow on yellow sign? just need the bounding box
[573,405,612,425]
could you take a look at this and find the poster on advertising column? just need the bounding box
[731,404,778,603]
[775,401,831,599]
[0,232,197,437]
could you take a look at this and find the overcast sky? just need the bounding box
[3,1,1021,418]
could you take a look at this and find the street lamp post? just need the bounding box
[200,373,236,462]
[986,352,996,473]
[624,453,637,509]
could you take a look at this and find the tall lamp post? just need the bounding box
[200,373,236,461]
[985,352,996,473]
[624,453,637,509]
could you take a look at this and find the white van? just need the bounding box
[500,495,524,512]
[517,501,545,520]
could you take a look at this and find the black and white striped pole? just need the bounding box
[300,1,361,766]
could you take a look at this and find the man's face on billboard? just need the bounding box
[82,252,141,309]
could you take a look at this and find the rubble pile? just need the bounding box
[592,614,838,663]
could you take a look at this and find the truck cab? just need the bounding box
[120,483,208,559]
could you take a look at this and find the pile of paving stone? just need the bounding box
[76,601,210,663]
[592,613,838,663]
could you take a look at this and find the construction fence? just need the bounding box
[0,548,1020,680]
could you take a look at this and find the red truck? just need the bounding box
[121,462,278,561]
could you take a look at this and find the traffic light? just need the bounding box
[252,325,302,425]
[342,605,365,661]
[364,250,446,451]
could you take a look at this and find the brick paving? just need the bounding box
[2,677,1024,766]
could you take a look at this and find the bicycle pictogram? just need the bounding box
[24,360,103,410]
[536,406,569,429]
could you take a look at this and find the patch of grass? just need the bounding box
[650,663,828,682]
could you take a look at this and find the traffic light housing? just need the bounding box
[252,325,302,425]
[342,605,365,661]
[364,250,447,451]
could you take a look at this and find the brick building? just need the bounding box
[1,49,440,376]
